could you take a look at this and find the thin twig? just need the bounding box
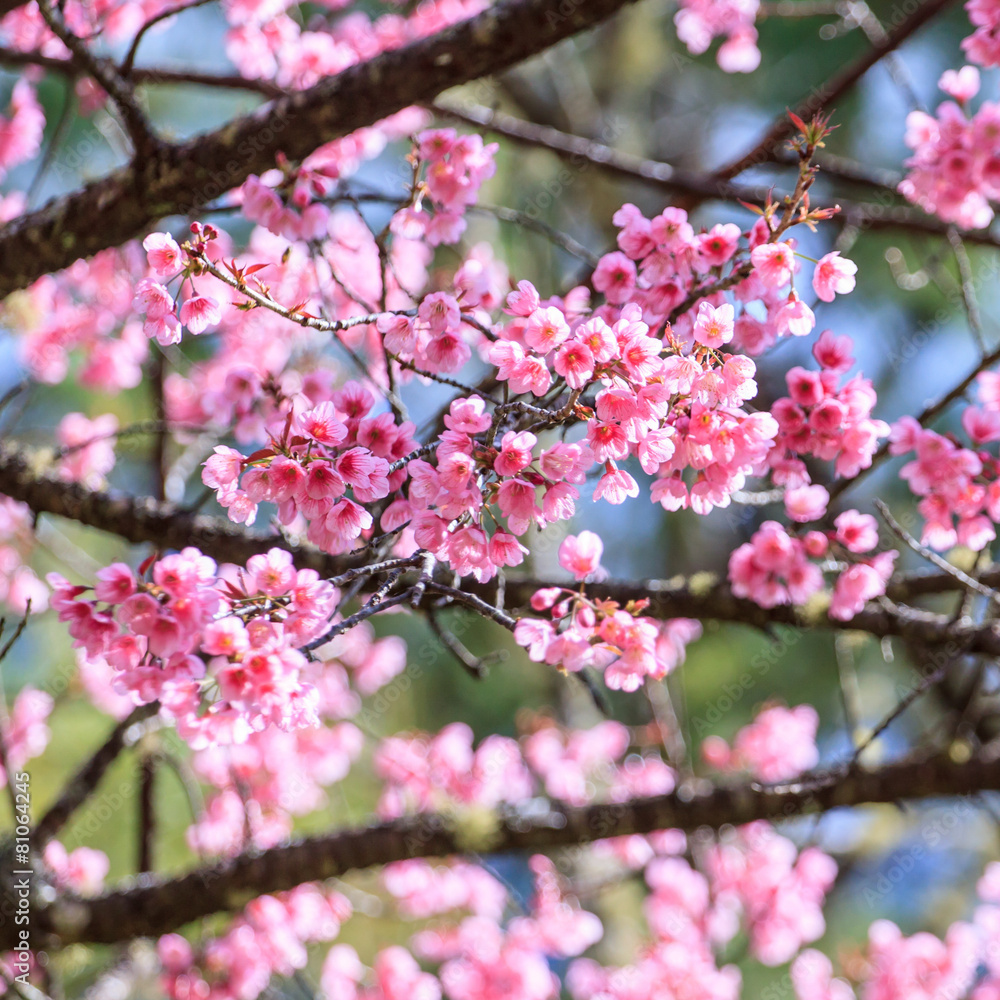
[874,499,1000,604]
[37,0,157,155]
[304,584,412,652]
[850,649,966,766]
[948,226,988,354]
[119,0,215,76]
[423,581,518,630]
[427,610,488,679]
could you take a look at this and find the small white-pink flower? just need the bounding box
[558,530,604,581]
[143,232,183,278]
[180,293,223,335]
[692,301,735,349]
[812,252,857,302]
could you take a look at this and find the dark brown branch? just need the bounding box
[0,0,643,298]
[36,0,157,156]
[715,0,960,180]
[2,445,1000,652]
[16,752,1000,947]
[31,703,159,848]
[435,100,1000,252]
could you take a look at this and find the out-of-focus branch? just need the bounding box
[36,0,157,156]
[434,101,1000,251]
[715,0,960,180]
[31,704,159,849]
[13,752,1000,947]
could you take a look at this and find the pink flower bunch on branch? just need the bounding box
[50,547,345,746]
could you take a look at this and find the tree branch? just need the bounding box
[435,100,1000,252]
[31,703,159,849]
[36,0,157,157]
[715,0,960,180]
[2,446,999,652]
[0,0,642,298]
[0,444,354,575]
[14,752,1000,947]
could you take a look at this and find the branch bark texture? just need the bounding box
[12,753,998,948]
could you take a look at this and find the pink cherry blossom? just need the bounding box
[558,530,604,580]
[812,252,858,302]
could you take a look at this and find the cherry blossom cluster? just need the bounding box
[163,219,429,443]
[55,411,119,489]
[390,128,499,246]
[325,857,601,1000]
[43,842,109,897]
[423,857,603,1000]
[964,0,1000,66]
[701,702,820,782]
[0,497,48,615]
[382,859,508,921]
[769,329,887,495]
[0,79,43,184]
[568,822,837,997]
[899,66,1000,228]
[319,943,444,1000]
[702,822,837,965]
[398,396,588,584]
[374,715,680,830]
[523,715,632,805]
[201,378,412,552]
[73,605,402,857]
[374,720,533,817]
[134,226,228,346]
[673,0,761,73]
[225,0,488,91]
[728,510,897,620]
[1,2,188,53]
[900,0,1000,224]
[788,917,980,1000]
[605,204,851,350]
[15,245,151,391]
[238,109,426,243]
[158,885,351,1000]
[377,288,482,376]
[890,370,1000,551]
[0,684,52,786]
[773,861,1000,999]
[515,579,702,692]
[49,547,344,747]
[188,722,364,856]
[493,286,776,514]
